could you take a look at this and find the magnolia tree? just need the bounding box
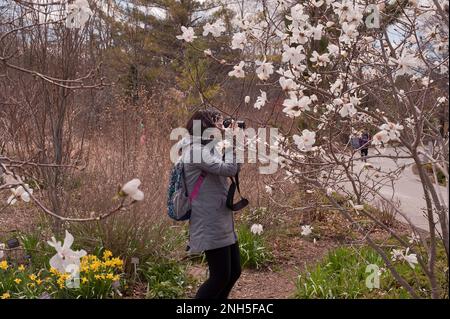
[177,0,449,297]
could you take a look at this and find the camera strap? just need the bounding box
[226,172,249,211]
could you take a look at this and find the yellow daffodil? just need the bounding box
[27,283,35,289]
[0,260,8,270]
[94,274,101,280]
[36,279,43,285]
[1,292,10,299]
[106,273,114,280]
[14,278,22,284]
[49,267,60,276]
[112,275,120,281]
[29,274,37,281]
[81,277,88,284]
[103,250,113,260]
[18,265,25,271]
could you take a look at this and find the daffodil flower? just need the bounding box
[47,230,87,273]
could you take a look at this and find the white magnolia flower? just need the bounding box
[203,19,226,37]
[279,77,297,91]
[176,26,197,43]
[7,184,33,205]
[282,94,312,117]
[47,230,87,273]
[203,49,212,56]
[281,44,306,66]
[326,187,334,196]
[228,61,246,78]
[293,129,316,151]
[244,96,250,104]
[327,44,339,56]
[390,52,421,76]
[254,90,267,109]
[121,178,144,201]
[340,22,359,44]
[255,60,274,81]
[231,32,247,50]
[301,225,313,236]
[379,122,404,142]
[250,224,264,235]
[372,130,389,145]
[310,51,330,66]
[404,248,418,269]
[265,185,273,195]
[310,24,324,40]
[0,243,5,259]
[339,103,357,117]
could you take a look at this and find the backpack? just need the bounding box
[167,161,207,221]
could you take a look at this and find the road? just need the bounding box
[348,147,448,232]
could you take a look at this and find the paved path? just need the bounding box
[348,147,448,232]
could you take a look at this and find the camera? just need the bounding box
[223,118,246,129]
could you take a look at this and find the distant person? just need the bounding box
[350,134,360,151]
[359,132,370,162]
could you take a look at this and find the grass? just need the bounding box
[140,259,193,299]
[237,224,273,270]
[294,245,448,299]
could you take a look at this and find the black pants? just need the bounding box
[361,148,368,157]
[195,242,241,299]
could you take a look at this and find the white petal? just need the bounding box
[131,190,144,201]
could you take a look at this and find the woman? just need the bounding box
[179,108,241,299]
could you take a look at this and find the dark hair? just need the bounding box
[185,108,222,138]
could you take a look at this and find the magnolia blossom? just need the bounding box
[176,26,197,43]
[254,90,267,109]
[255,60,274,81]
[310,51,330,66]
[310,24,324,40]
[301,225,313,236]
[293,129,316,151]
[244,96,250,104]
[203,20,225,37]
[281,44,306,66]
[47,230,87,273]
[7,184,33,205]
[231,32,247,50]
[390,52,421,76]
[279,77,297,91]
[250,223,264,235]
[121,178,144,201]
[339,103,357,117]
[282,94,312,117]
[265,185,273,195]
[404,249,418,269]
[379,122,404,142]
[228,61,246,78]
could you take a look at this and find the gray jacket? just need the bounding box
[179,136,240,254]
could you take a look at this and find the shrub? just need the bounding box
[237,224,273,270]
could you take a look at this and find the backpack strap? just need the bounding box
[189,171,207,203]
